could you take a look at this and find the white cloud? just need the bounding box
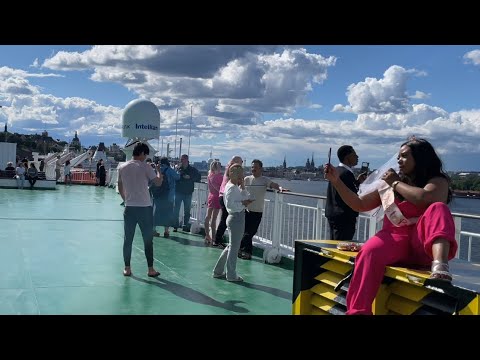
[463,50,480,66]
[332,104,352,113]
[334,65,430,114]
[2,90,122,137]
[2,47,480,171]
[30,58,40,68]
[43,46,336,124]
[410,90,430,100]
[191,100,480,168]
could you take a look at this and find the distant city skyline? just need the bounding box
[1,45,480,171]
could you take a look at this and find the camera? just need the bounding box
[360,162,369,175]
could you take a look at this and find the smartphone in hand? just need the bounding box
[325,147,332,174]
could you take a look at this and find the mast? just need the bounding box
[174,108,178,160]
[188,105,192,157]
[157,112,161,158]
[179,137,183,159]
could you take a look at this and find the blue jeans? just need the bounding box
[173,192,192,228]
[16,175,25,189]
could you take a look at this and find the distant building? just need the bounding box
[69,131,81,152]
[108,143,125,162]
[97,142,106,152]
[109,143,121,153]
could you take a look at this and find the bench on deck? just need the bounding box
[0,170,46,179]
[292,240,480,315]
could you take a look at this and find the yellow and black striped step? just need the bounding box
[293,240,480,315]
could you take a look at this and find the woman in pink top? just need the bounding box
[204,161,223,245]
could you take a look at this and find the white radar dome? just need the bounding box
[122,99,160,140]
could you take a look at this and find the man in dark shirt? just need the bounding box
[325,145,366,240]
[173,154,201,232]
[5,162,15,177]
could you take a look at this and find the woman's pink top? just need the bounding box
[207,173,223,209]
[219,164,231,196]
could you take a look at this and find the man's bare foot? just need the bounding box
[123,267,132,276]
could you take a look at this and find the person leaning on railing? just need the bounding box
[324,137,457,315]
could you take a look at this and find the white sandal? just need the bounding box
[430,260,452,282]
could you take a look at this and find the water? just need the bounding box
[265,179,480,262]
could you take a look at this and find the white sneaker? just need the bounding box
[227,276,244,282]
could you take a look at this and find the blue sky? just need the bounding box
[0,45,479,171]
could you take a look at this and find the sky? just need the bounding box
[0,45,479,171]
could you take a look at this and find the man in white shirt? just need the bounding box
[118,142,163,278]
[239,159,287,260]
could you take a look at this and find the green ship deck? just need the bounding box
[0,186,293,315]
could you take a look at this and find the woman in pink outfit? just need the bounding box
[324,138,457,315]
[204,161,223,245]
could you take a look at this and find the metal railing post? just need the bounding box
[454,215,462,259]
[271,191,282,250]
[315,198,325,239]
[468,236,472,262]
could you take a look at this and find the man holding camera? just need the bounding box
[325,145,366,240]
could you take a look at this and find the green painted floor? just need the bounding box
[0,186,293,315]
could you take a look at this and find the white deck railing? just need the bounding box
[115,183,480,262]
[176,182,480,264]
